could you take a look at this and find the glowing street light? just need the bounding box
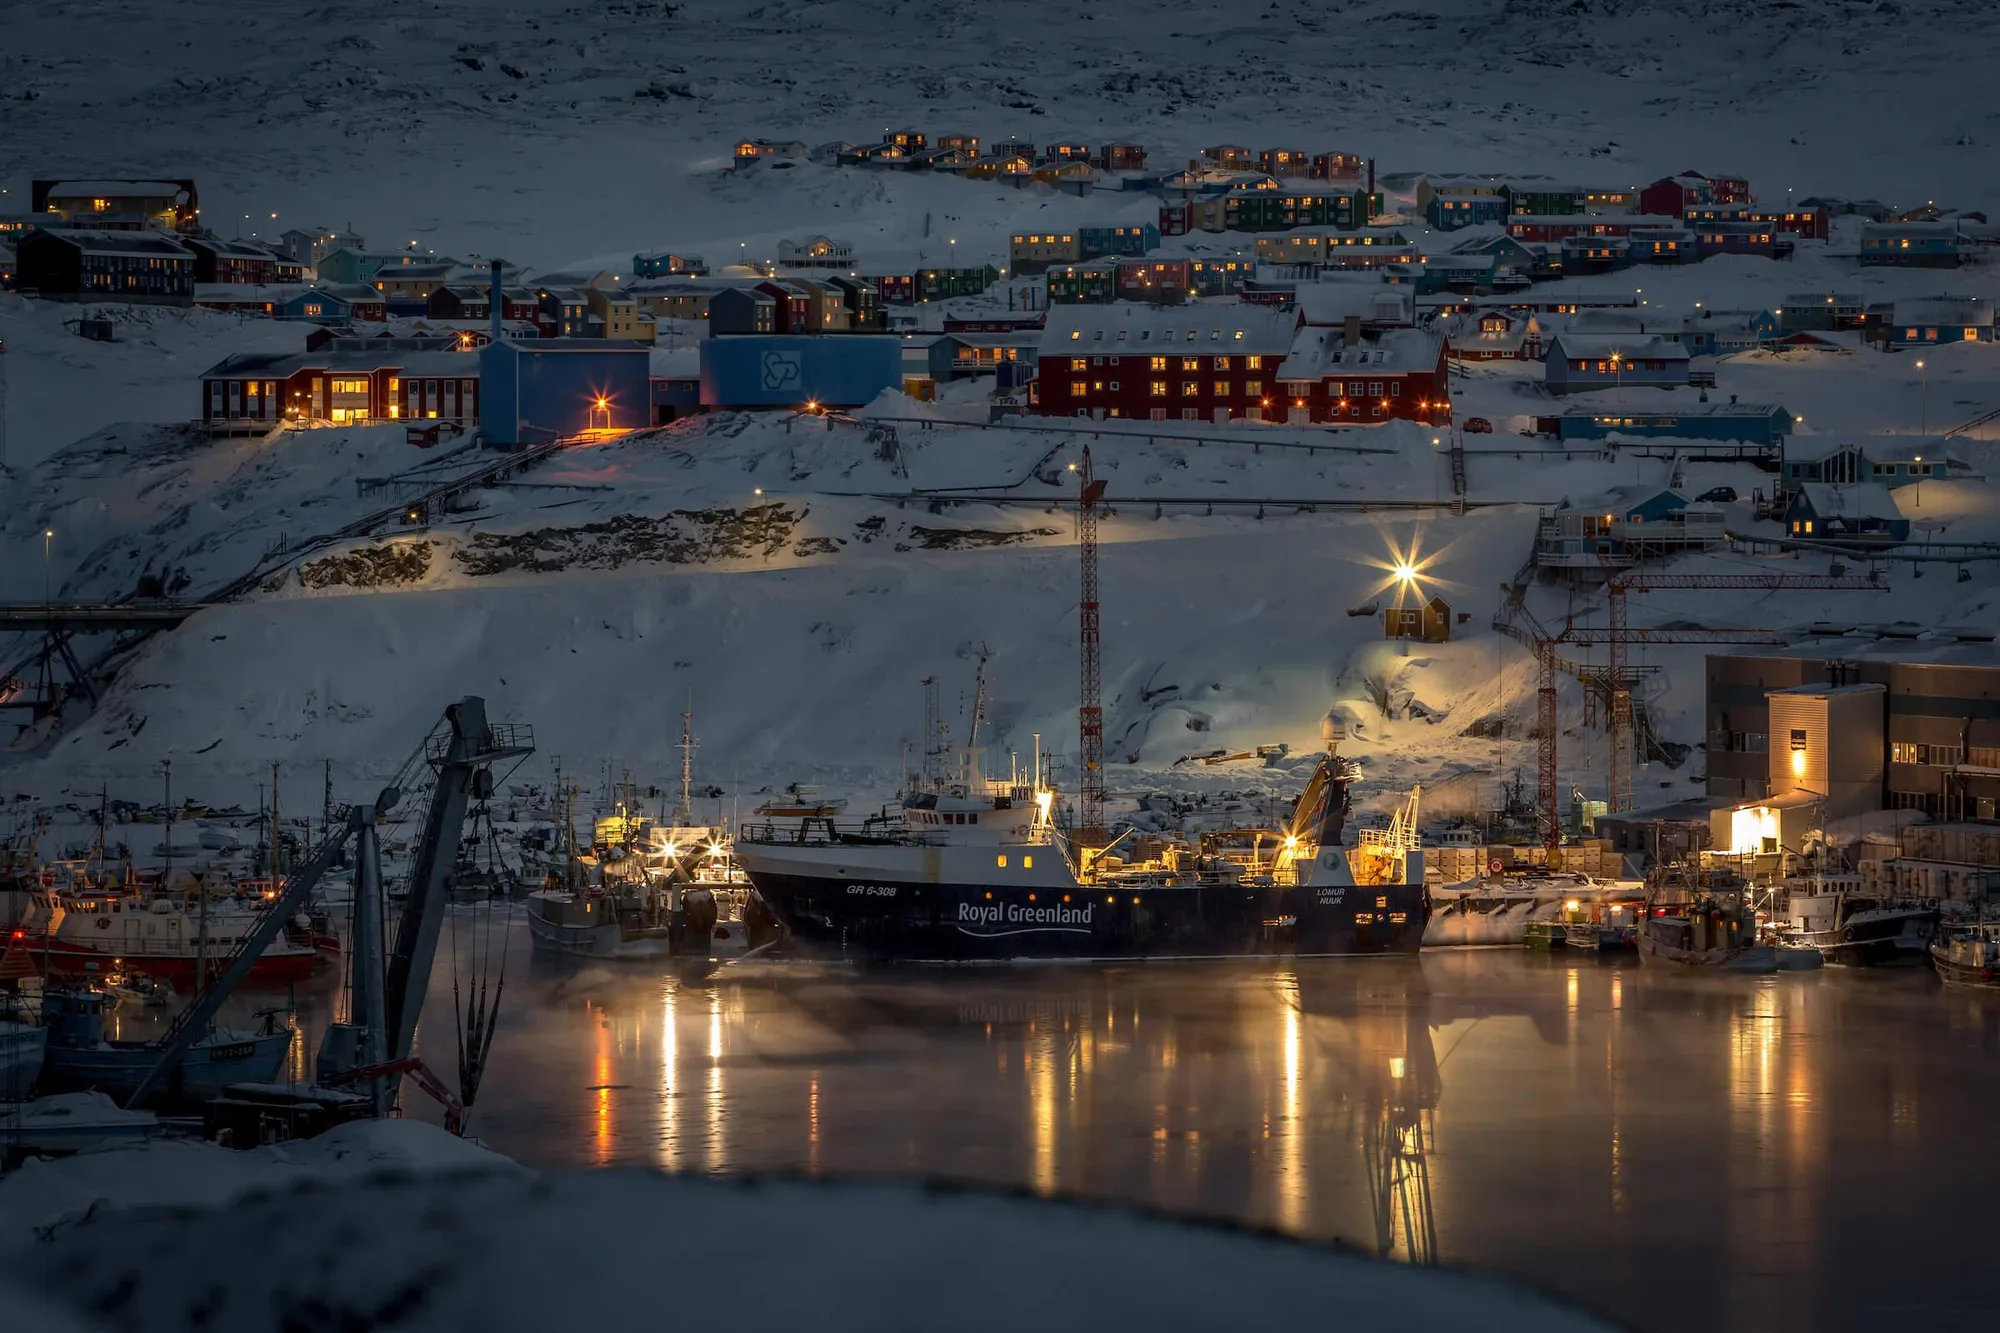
[42,528,53,605]
[1917,359,1928,437]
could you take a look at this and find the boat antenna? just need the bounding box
[966,644,991,750]
[674,693,697,826]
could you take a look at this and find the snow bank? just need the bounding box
[0,1118,518,1257]
[2,1165,1613,1331]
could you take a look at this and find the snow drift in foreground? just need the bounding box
[0,1123,1611,1330]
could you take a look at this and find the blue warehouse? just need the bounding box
[1540,401,1793,446]
[480,337,652,446]
[700,335,903,409]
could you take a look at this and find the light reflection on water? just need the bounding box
[146,910,2000,1333]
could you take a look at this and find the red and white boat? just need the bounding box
[15,887,319,986]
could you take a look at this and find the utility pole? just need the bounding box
[920,676,941,787]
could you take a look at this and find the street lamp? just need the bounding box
[1913,454,1924,507]
[1610,350,1624,400]
[1917,359,1928,437]
[42,528,53,605]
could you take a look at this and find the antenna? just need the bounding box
[966,644,991,749]
[673,695,697,825]
[921,676,942,787]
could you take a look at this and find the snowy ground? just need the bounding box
[4,0,2000,824]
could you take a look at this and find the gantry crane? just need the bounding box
[1583,568,1889,813]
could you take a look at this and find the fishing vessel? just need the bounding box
[1930,922,2000,989]
[1636,865,1776,971]
[737,718,1428,963]
[0,1092,162,1158]
[17,887,318,985]
[1771,872,1936,966]
[37,990,292,1105]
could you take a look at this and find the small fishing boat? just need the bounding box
[102,971,175,1010]
[1930,922,2000,990]
[38,990,292,1106]
[1636,867,1775,971]
[1777,877,1937,966]
[0,1091,161,1158]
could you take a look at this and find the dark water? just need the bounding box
[165,910,2000,1333]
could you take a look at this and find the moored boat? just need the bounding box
[738,719,1428,964]
[0,1019,47,1101]
[1930,923,2000,989]
[38,989,292,1106]
[1636,867,1775,971]
[19,886,319,986]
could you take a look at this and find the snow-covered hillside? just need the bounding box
[6,0,2000,816]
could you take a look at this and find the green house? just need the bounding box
[1045,259,1117,304]
[1222,186,1377,233]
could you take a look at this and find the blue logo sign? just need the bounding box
[762,351,802,391]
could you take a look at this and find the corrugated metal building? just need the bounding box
[1706,638,2000,821]
[699,335,902,409]
[479,338,651,446]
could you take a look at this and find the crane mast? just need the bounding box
[1077,446,1107,842]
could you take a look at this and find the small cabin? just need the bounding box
[1384,596,1453,643]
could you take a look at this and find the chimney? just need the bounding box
[489,258,504,344]
[1344,314,1362,345]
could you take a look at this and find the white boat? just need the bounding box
[0,1019,47,1101]
[0,1090,162,1153]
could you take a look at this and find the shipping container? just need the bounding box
[480,339,651,446]
[699,335,903,409]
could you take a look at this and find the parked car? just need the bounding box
[1462,417,1493,433]
[1697,486,1738,503]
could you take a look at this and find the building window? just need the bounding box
[1181,357,1200,371]
[1892,741,1920,765]
[1245,355,1262,371]
[1182,381,1199,396]
[1150,381,1167,396]
[1070,358,1087,371]
[1069,383,1087,398]
[1246,380,1262,396]
[1150,356,1167,371]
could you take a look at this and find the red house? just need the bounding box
[1273,323,1450,426]
[1639,170,1754,218]
[1033,305,1297,422]
[756,280,814,332]
[1099,143,1147,171]
[1115,257,1192,300]
[1681,203,1830,241]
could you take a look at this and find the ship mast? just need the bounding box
[673,697,697,825]
[966,645,990,750]
[1076,446,1107,842]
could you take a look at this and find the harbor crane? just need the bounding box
[128,697,533,1115]
[1495,563,1888,846]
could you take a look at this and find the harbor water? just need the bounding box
[144,910,2000,1333]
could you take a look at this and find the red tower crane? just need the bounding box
[1077,446,1108,842]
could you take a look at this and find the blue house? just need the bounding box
[1784,483,1910,545]
[633,251,707,278]
[1781,440,1944,491]
[1544,401,1792,446]
[1888,296,1993,348]
[1077,224,1160,258]
[1676,310,1781,356]
[1860,222,1965,268]
[1544,334,1693,394]
[273,284,386,323]
[1426,191,1509,230]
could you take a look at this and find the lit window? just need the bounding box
[1070,383,1087,397]
[1245,355,1262,370]
[1071,357,1087,371]
[997,855,1007,868]
[1182,357,1199,370]
[1150,381,1167,396]
[1182,381,1198,396]
[1149,356,1167,370]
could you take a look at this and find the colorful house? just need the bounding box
[1272,325,1451,426]
[1032,304,1295,422]
[633,251,707,278]
[1426,191,1509,230]
[1543,333,1692,394]
[1010,231,1082,273]
[1045,259,1118,304]
[1861,222,1966,267]
[1259,148,1311,178]
[1312,152,1365,181]
[1784,484,1910,545]
[1888,296,1993,347]
[1781,440,1943,491]
[1077,223,1160,258]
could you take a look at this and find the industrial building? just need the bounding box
[698,335,902,409]
[1706,637,2000,823]
[480,337,650,446]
